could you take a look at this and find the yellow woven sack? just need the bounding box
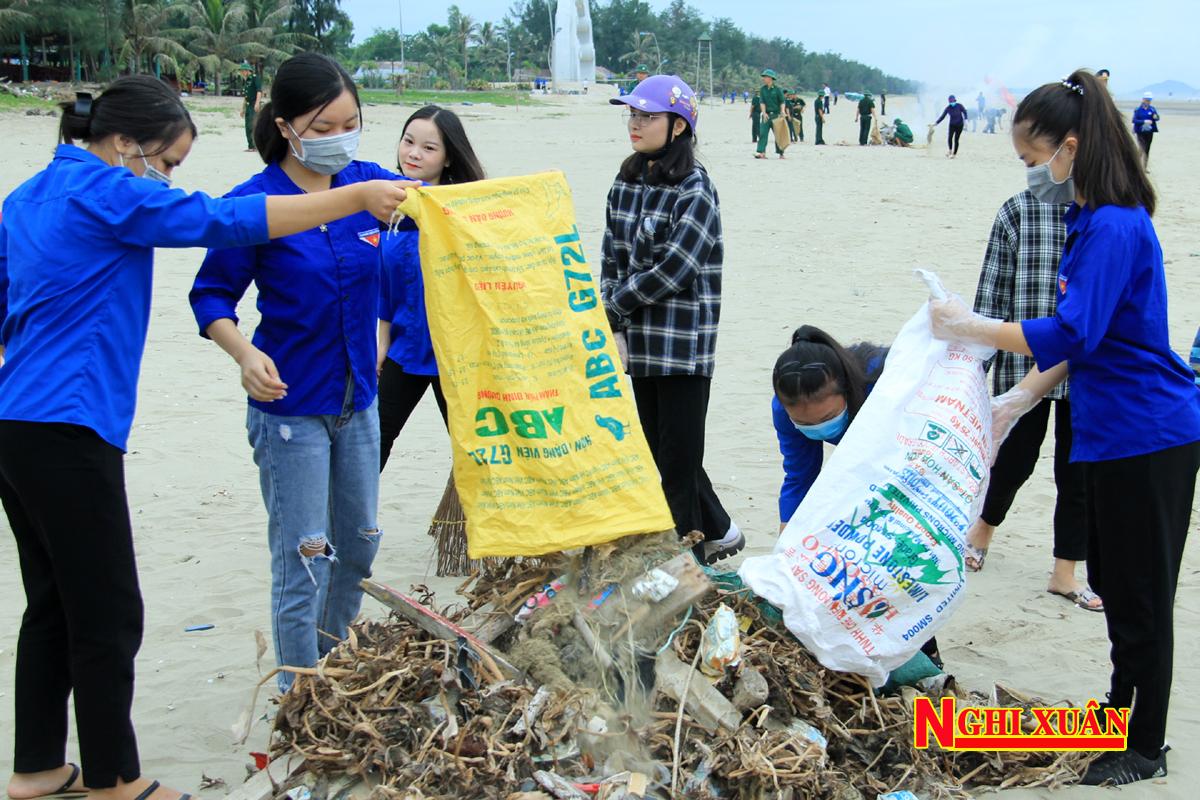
[396,171,674,558]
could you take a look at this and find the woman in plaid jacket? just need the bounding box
[601,75,741,565]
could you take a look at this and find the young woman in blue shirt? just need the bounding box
[931,69,1200,786]
[772,326,886,530]
[189,54,410,692]
[0,76,408,800]
[377,106,485,469]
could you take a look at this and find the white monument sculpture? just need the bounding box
[551,0,595,89]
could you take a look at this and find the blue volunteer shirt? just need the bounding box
[1022,203,1200,462]
[0,145,268,451]
[379,211,437,376]
[190,160,400,416]
[1191,327,1200,386]
[1132,104,1159,134]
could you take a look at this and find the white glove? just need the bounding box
[614,331,629,371]
[929,294,1002,346]
[989,386,1037,463]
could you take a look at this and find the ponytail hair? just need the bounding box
[772,325,886,420]
[254,52,360,164]
[1014,69,1155,215]
[58,75,196,154]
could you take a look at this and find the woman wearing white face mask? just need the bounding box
[189,53,409,690]
[929,69,1200,785]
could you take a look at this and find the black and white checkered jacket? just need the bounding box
[973,190,1069,399]
[600,165,722,377]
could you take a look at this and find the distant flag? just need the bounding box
[984,76,1019,109]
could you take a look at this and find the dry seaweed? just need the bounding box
[267,538,1095,799]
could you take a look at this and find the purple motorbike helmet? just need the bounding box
[610,74,699,134]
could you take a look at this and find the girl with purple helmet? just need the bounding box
[600,75,741,565]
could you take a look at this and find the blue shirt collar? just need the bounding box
[54,143,107,164]
[1064,202,1092,233]
[262,159,359,195]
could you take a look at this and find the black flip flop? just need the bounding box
[47,763,85,797]
[132,781,192,800]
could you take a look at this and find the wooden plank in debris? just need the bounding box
[458,603,517,645]
[360,579,522,681]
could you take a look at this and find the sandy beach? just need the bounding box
[1,90,1198,799]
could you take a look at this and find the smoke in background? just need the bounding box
[905,23,1053,129]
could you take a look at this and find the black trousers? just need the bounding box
[631,375,731,543]
[948,123,963,154]
[980,398,1087,560]
[1136,131,1154,160]
[1085,440,1200,758]
[0,421,143,788]
[378,358,447,471]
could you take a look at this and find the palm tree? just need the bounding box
[447,5,478,85]
[619,30,655,70]
[0,0,35,36]
[119,1,192,76]
[176,0,291,96]
[244,0,308,71]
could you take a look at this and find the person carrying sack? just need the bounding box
[755,69,790,159]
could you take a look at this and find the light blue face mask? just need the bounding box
[120,144,171,185]
[792,407,850,441]
[288,122,361,175]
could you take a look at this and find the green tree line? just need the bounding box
[0,0,916,95]
[351,1,918,93]
[0,0,350,93]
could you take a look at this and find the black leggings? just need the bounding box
[1136,131,1153,160]
[948,123,963,154]
[980,398,1087,561]
[378,357,447,470]
[1085,441,1199,758]
[0,421,142,788]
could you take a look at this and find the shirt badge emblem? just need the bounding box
[358,228,381,247]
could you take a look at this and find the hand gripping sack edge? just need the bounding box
[739,271,995,685]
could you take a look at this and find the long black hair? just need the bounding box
[772,325,887,420]
[254,52,360,164]
[618,113,697,186]
[1014,69,1155,215]
[398,105,485,184]
[58,75,196,155]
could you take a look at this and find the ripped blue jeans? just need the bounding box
[246,396,381,691]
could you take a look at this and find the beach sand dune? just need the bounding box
[1,93,1197,799]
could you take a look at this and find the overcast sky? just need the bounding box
[342,0,1197,92]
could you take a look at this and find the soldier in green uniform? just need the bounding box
[814,90,826,145]
[791,92,806,142]
[783,89,798,142]
[750,92,761,143]
[629,63,649,93]
[240,62,262,152]
[892,117,914,146]
[755,69,790,159]
[855,90,875,146]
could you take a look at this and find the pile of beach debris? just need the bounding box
[263,532,1092,800]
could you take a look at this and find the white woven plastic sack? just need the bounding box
[739,271,994,685]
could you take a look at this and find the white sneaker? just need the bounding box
[701,522,745,565]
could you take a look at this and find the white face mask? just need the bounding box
[1026,142,1074,205]
[287,122,360,175]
